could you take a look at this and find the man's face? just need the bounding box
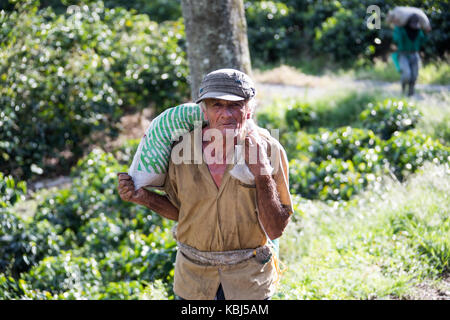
[202,98,251,136]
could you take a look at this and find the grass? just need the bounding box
[256,89,389,133]
[255,58,450,85]
[307,89,450,145]
[418,61,450,85]
[252,56,333,76]
[414,91,450,146]
[275,162,450,299]
[344,59,450,85]
[349,59,401,82]
[303,90,381,131]
[256,84,449,146]
[254,83,450,299]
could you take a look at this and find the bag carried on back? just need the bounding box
[128,103,204,190]
[386,6,431,31]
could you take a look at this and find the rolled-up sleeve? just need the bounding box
[274,146,294,215]
[268,139,294,215]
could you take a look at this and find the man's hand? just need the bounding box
[117,173,144,204]
[244,131,272,178]
[242,130,290,240]
[117,172,179,221]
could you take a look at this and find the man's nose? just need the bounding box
[220,106,233,117]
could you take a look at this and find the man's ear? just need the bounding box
[245,100,254,120]
[245,108,253,120]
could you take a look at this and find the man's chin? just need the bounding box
[206,125,243,138]
[217,125,236,133]
[222,127,241,136]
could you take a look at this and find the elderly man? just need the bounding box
[118,69,293,300]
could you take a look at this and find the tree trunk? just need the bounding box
[181,0,252,100]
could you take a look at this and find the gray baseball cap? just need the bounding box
[195,68,256,104]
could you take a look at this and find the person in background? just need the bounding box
[393,13,428,97]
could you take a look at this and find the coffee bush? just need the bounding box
[245,1,298,64]
[308,127,383,164]
[0,172,26,208]
[360,99,421,140]
[98,225,176,285]
[0,1,189,180]
[288,124,449,200]
[78,214,125,259]
[1,146,176,299]
[0,274,25,299]
[0,210,71,277]
[290,155,382,201]
[285,102,318,130]
[33,148,127,233]
[21,252,103,298]
[288,127,386,201]
[382,130,450,181]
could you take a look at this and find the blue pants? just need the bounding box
[399,52,419,83]
[398,52,419,96]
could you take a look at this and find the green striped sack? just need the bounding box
[128,103,204,189]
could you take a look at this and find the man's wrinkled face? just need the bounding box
[202,98,251,136]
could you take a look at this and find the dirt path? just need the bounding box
[401,274,450,300]
[255,74,450,108]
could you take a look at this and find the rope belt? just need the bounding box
[177,241,272,266]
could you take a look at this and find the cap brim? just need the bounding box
[195,91,245,104]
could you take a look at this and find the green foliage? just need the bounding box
[0,173,62,277]
[308,127,383,164]
[112,138,140,166]
[414,94,450,147]
[17,0,183,23]
[288,123,449,201]
[314,5,377,64]
[290,158,375,201]
[360,99,421,140]
[274,91,380,133]
[277,163,450,299]
[8,0,447,70]
[1,147,175,299]
[255,100,287,133]
[245,1,299,65]
[0,210,70,277]
[258,95,450,201]
[245,0,449,67]
[383,130,450,181]
[78,213,124,258]
[289,127,385,201]
[0,172,26,208]
[0,1,189,180]
[22,252,103,297]
[419,61,450,85]
[0,274,25,299]
[285,102,318,130]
